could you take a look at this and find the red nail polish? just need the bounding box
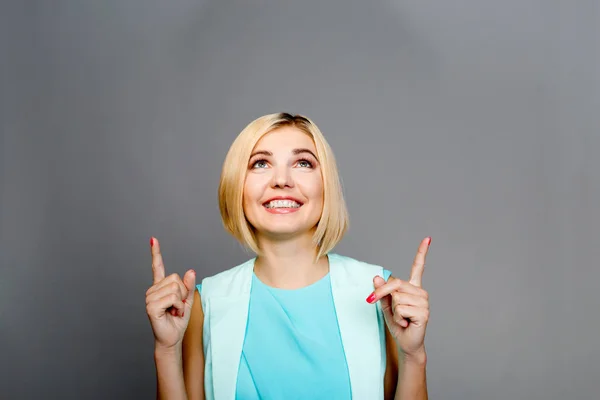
[366,293,376,303]
[182,299,186,303]
[150,237,154,247]
[426,237,431,246]
[182,311,185,317]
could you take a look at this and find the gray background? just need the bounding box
[2,1,599,399]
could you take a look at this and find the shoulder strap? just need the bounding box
[328,253,386,399]
[200,258,255,400]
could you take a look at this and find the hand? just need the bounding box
[366,237,431,359]
[145,237,196,351]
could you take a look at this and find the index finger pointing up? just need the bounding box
[150,237,166,284]
[409,237,431,287]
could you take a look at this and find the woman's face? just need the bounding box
[243,126,324,242]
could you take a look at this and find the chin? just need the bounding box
[257,223,317,240]
[263,226,309,237]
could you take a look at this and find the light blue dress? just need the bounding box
[198,269,392,399]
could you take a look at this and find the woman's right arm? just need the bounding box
[154,344,188,400]
[154,289,205,400]
[146,237,205,400]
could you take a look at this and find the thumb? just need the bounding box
[183,269,197,304]
[373,275,386,289]
[373,275,393,322]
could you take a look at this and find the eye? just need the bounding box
[296,158,314,168]
[251,159,268,169]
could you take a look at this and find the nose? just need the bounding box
[271,165,294,188]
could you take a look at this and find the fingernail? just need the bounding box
[366,293,376,303]
[182,311,185,317]
[182,299,186,303]
[150,237,154,247]
[191,269,196,275]
[426,237,431,246]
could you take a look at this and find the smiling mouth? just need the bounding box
[263,199,303,209]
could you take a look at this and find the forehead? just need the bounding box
[253,126,316,151]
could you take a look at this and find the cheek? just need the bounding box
[243,175,266,204]
[297,173,324,202]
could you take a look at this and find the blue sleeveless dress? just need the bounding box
[198,269,392,399]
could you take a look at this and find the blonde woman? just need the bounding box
[146,113,431,400]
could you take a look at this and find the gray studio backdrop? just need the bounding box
[2,1,599,399]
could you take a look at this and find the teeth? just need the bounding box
[265,199,301,209]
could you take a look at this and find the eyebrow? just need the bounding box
[249,148,319,160]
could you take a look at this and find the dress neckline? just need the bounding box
[251,271,330,293]
[249,253,334,292]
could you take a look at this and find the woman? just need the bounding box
[146,113,430,400]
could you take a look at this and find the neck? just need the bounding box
[253,232,329,289]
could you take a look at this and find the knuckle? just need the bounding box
[170,282,180,292]
[169,293,180,303]
[392,279,404,289]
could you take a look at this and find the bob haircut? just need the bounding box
[218,112,349,261]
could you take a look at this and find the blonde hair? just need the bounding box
[218,112,349,260]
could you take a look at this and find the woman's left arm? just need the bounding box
[394,345,428,400]
[368,237,432,400]
[383,324,428,400]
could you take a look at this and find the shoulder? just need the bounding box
[328,253,392,282]
[196,257,255,298]
[328,253,381,268]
